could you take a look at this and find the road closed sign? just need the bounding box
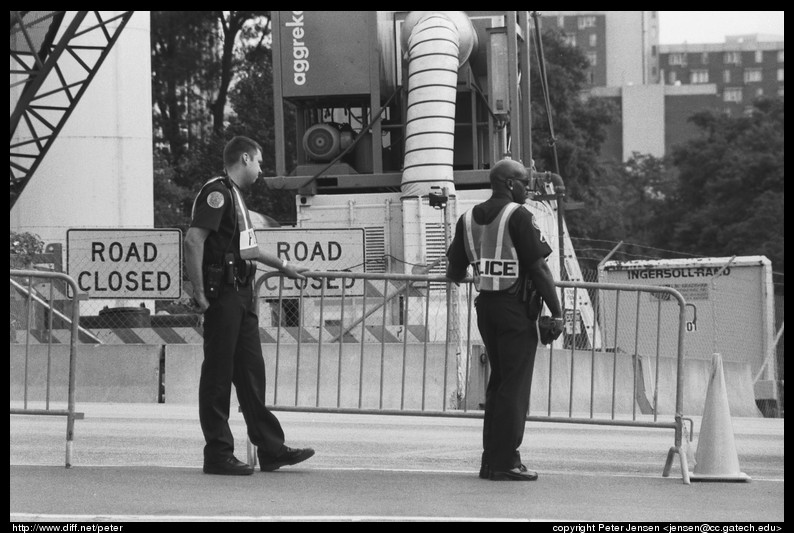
[67,228,182,299]
[255,228,365,297]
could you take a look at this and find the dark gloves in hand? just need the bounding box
[538,316,564,345]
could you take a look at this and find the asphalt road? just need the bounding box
[10,403,785,523]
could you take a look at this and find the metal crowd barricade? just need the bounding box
[251,271,691,483]
[10,269,84,468]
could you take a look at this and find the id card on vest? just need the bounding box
[230,184,259,260]
[239,228,258,259]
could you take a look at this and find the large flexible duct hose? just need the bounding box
[400,12,476,198]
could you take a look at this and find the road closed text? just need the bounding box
[77,242,171,293]
[254,228,365,297]
[67,230,182,299]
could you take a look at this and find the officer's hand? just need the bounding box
[538,316,564,345]
[282,262,308,280]
[193,293,210,313]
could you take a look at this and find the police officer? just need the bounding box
[185,136,314,475]
[446,158,563,481]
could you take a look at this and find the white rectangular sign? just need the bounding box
[67,228,182,299]
[254,228,365,297]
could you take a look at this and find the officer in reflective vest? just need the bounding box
[185,136,315,476]
[446,158,563,482]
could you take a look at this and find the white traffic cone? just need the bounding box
[690,353,751,482]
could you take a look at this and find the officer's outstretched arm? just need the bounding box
[246,245,308,280]
[527,257,562,318]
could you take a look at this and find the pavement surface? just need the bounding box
[10,402,785,523]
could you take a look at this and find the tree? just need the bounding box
[10,231,44,269]
[656,98,784,272]
[151,11,273,227]
[151,11,269,172]
[225,34,298,224]
[151,11,218,169]
[528,25,620,250]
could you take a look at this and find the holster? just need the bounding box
[520,277,542,321]
[224,253,256,286]
[204,264,224,299]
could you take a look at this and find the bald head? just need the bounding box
[489,158,529,186]
[488,158,531,203]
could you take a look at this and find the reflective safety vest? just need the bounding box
[462,202,521,292]
[191,176,258,258]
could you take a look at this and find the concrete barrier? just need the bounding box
[11,343,762,417]
[641,355,761,417]
[164,343,460,410]
[465,347,761,418]
[10,344,161,403]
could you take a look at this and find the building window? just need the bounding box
[668,71,677,85]
[668,53,687,66]
[578,16,596,30]
[755,87,764,98]
[743,69,762,83]
[557,16,565,28]
[723,70,731,83]
[755,50,763,63]
[724,51,741,65]
[701,53,709,65]
[778,87,784,97]
[723,87,743,103]
[691,70,709,84]
[777,68,784,82]
[586,51,597,66]
[564,34,577,48]
[589,34,597,47]
[777,50,784,62]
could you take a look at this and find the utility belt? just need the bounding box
[477,276,541,320]
[204,253,257,298]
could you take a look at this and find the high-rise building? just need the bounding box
[538,11,660,87]
[659,34,784,116]
[538,12,783,161]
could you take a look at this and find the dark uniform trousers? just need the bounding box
[475,292,538,472]
[199,282,286,462]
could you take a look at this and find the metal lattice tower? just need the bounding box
[10,11,134,210]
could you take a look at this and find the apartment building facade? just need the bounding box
[539,12,783,161]
[659,34,784,116]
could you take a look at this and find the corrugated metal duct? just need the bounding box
[400,11,477,198]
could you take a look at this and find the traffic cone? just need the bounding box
[690,353,751,482]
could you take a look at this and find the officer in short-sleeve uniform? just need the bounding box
[446,158,562,481]
[189,175,287,469]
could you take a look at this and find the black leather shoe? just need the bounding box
[259,446,315,472]
[479,462,490,479]
[489,466,538,481]
[203,456,253,476]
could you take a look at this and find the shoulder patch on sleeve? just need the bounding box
[207,191,225,209]
[530,215,547,243]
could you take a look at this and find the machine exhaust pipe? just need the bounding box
[400,11,477,198]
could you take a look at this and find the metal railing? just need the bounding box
[10,270,84,468]
[251,271,692,483]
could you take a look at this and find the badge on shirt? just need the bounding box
[207,191,225,209]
